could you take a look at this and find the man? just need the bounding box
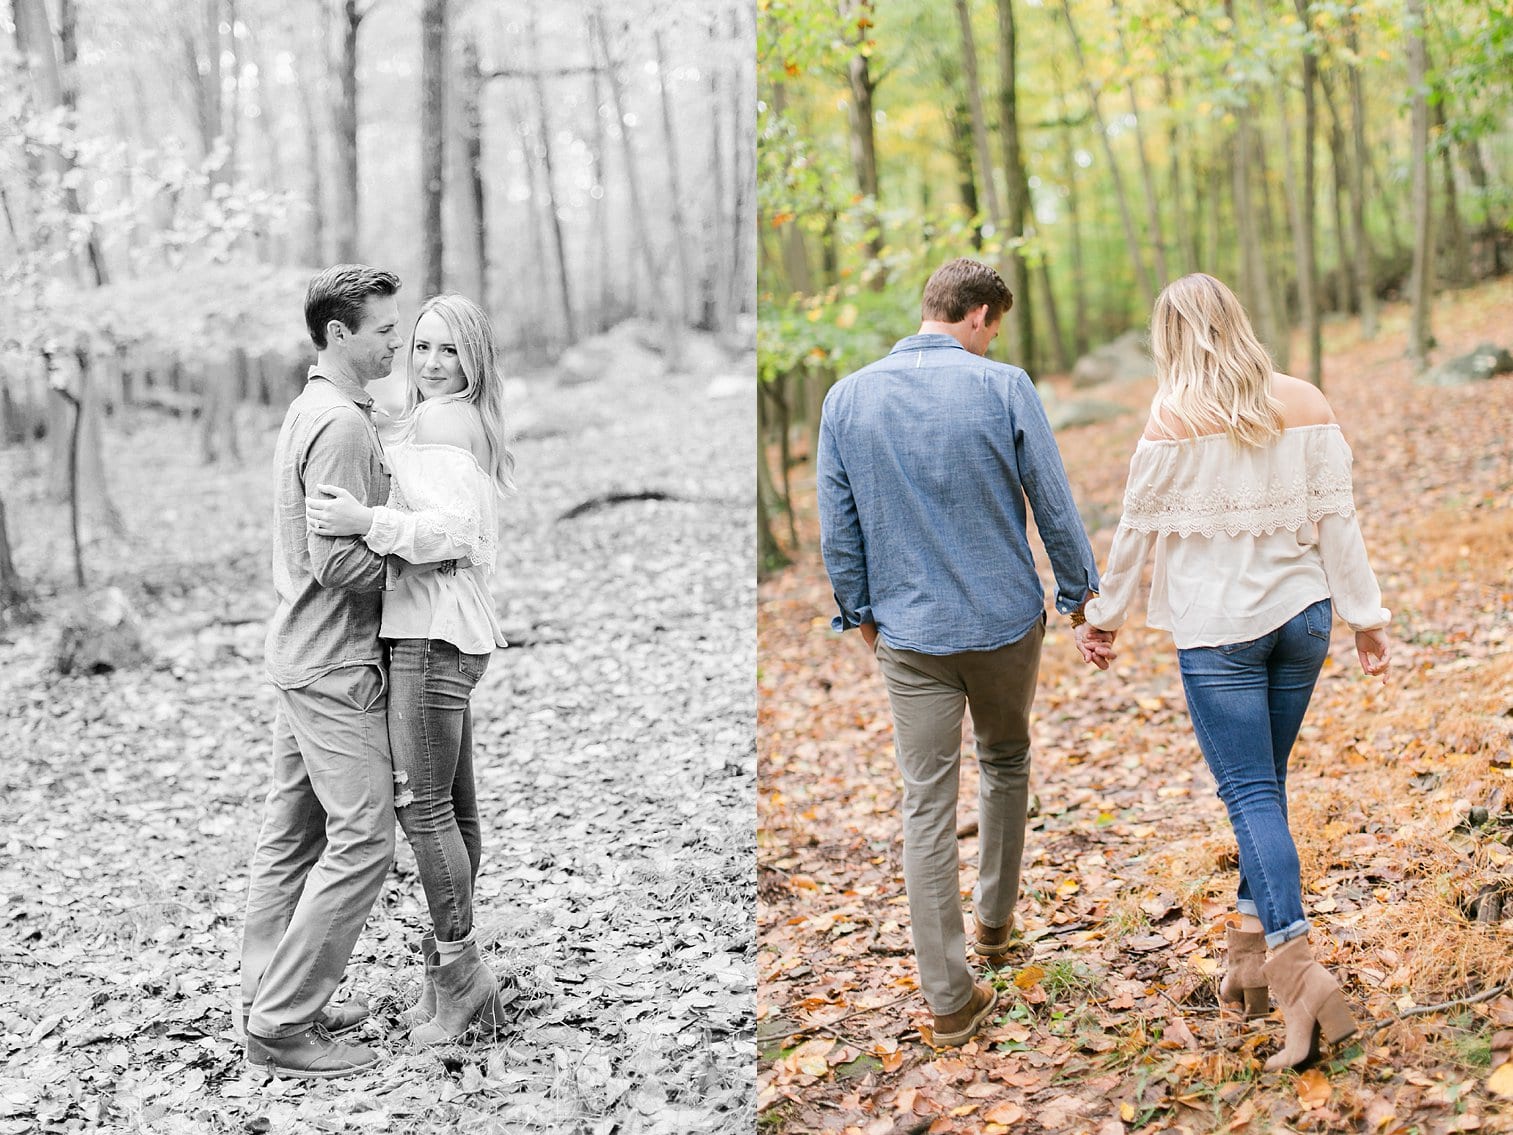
[240,264,405,1078]
[817,258,1105,1047]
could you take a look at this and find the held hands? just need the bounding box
[305,483,373,538]
[1075,623,1117,670]
[1355,627,1390,679]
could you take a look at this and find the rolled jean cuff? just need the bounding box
[1235,898,1259,918]
[1264,918,1310,951]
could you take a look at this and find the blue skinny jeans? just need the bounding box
[1177,599,1331,948]
[387,638,490,944]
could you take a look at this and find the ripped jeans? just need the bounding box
[387,638,491,943]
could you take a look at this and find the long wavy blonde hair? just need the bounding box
[402,293,517,493]
[1149,273,1284,447]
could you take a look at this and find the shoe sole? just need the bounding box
[246,1057,380,1080]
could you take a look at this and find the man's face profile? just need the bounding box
[334,296,403,383]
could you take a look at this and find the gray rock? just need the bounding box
[1071,329,1153,388]
[53,586,149,674]
[1419,342,1513,387]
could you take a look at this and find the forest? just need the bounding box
[0,1,757,1131]
[756,0,1513,570]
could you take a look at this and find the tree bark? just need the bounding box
[952,0,1002,229]
[996,0,1033,368]
[1406,0,1433,371]
[1346,20,1378,338]
[1111,2,1168,287]
[839,0,884,276]
[1431,98,1469,288]
[420,0,446,297]
[730,2,756,321]
[334,0,362,263]
[1290,0,1321,385]
[1050,50,1088,358]
[653,26,693,330]
[528,3,575,336]
[454,31,487,304]
[0,490,33,625]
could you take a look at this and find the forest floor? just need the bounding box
[0,324,756,1135]
[758,281,1513,1135]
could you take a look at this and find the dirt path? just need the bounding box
[758,283,1513,1134]
[0,348,755,1134]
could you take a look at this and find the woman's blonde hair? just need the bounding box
[402,293,516,493]
[1148,273,1284,447]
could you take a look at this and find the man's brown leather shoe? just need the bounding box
[931,981,997,1047]
[245,1026,380,1079]
[972,915,1016,959]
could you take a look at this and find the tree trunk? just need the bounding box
[1290,0,1321,385]
[653,27,693,331]
[1406,0,1433,371]
[334,0,361,263]
[996,0,1033,368]
[0,490,33,625]
[952,0,1002,229]
[591,5,678,364]
[1062,1,1153,309]
[454,32,487,304]
[1112,3,1168,287]
[1316,67,1356,313]
[1431,99,1469,288]
[586,14,612,331]
[1231,97,1280,363]
[527,3,575,336]
[293,37,327,265]
[1346,20,1378,338]
[839,0,884,275]
[729,1,756,321]
[420,0,446,297]
[1163,67,1196,275]
[1050,51,1088,358]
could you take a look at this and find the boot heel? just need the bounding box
[1241,986,1268,1019]
[1315,990,1357,1045]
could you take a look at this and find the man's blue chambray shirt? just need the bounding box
[817,333,1099,655]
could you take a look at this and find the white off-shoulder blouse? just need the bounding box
[362,416,506,656]
[1083,424,1390,649]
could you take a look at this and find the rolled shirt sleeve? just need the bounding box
[817,412,873,632]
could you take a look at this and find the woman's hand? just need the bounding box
[1075,624,1117,670]
[1355,627,1390,678]
[306,484,374,538]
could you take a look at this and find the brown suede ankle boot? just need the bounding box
[1261,936,1357,1071]
[1218,924,1268,1018]
[401,933,439,1027]
[409,940,506,1045]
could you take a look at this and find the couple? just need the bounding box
[239,265,514,1078]
[817,259,1391,1070]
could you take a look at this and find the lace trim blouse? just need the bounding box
[1083,424,1390,648]
[363,414,506,655]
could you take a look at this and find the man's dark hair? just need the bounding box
[305,264,402,349]
[920,258,1014,324]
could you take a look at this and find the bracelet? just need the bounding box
[1069,610,1087,628]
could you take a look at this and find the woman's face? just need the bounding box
[411,309,468,399]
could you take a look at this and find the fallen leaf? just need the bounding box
[1296,1068,1331,1109]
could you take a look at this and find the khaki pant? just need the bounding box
[876,618,1044,1015]
[241,664,396,1038]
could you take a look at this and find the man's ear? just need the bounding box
[327,319,348,345]
[969,303,989,330]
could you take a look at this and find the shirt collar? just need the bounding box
[307,364,374,411]
[888,332,970,355]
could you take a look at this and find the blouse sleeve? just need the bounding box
[364,445,496,570]
[1083,521,1155,632]
[1315,512,1390,631]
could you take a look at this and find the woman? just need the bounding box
[1076,273,1390,1071]
[306,293,515,1044]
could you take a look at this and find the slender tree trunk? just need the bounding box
[943,95,982,248]
[1050,51,1088,358]
[200,0,224,169]
[334,0,361,262]
[1112,4,1168,286]
[653,27,692,330]
[1062,1,1153,308]
[730,1,755,320]
[225,0,240,184]
[454,32,487,304]
[1431,99,1469,288]
[0,490,33,624]
[1231,93,1279,362]
[1163,67,1196,275]
[952,0,1002,228]
[294,49,327,265]
[1406,0,1433,371]
[585,18,612,331]
[1316,68,1355,312]
[245,21,287,263]
[1462,136,1503,276]
[705,14,729,330]
[420,0,446,297]
[591,5,678,363]
[838,0,883,275]
[1253,136,1291,371]
[995,0,1033,367]
[1346,21,1378,337]
[527,3,575,335]
[1290,0,1321,385]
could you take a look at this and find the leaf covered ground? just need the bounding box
[758,282,1513,1135]
[0,330,756,1134]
